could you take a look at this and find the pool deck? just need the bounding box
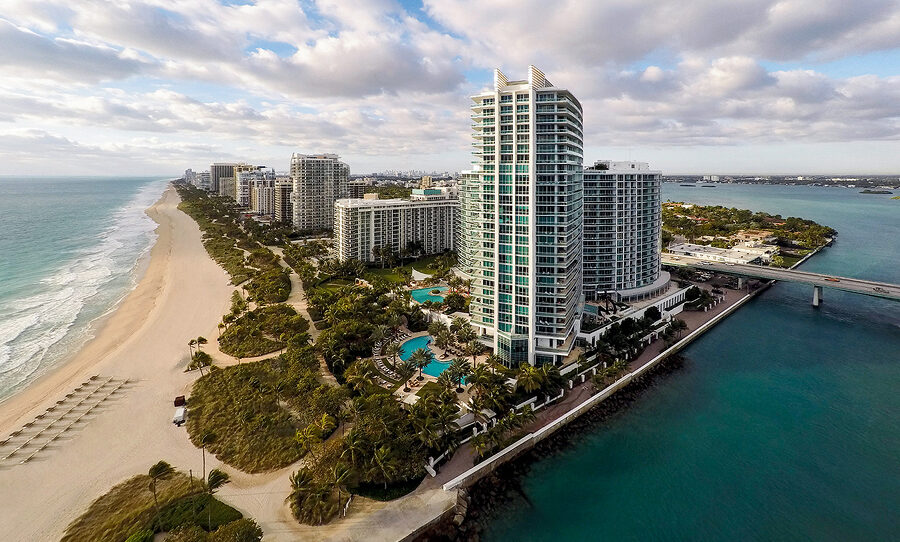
[392,329,488,405]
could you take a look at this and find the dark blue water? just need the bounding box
[484,184,900,541]
[0,177,168,400]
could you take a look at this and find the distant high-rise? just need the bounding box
[274,176,293,224]
[210,163,236,194]
[234,163,262,206]
[348,179,372,199]
[290,153,349,232]
[582,160,666,302]
[460,66,583,366]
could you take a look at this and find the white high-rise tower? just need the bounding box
[460,66,583,367]
[290,153,349,232]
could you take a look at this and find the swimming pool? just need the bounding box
[410,286,448,303]
[398,335,454,379]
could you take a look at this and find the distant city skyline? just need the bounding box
[2,1,900,175]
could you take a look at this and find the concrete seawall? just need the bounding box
[440,243,827,492]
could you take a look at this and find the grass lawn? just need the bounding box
[316,277,354,292]
[363,254,450,284]
[351,474,426,502]
[415,381,443,398]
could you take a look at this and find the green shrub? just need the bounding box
[208,519,263,542]
[125,528,154,542]
[218,304,309,358]
[157,494,242,532]
[187,363,302,472]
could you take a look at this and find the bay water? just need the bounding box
[0,177,169,402]
[483,184,900,541]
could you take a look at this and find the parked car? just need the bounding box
[173,406,186,426]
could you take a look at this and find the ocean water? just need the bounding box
[483,184,900,541]
[0,177,169,401]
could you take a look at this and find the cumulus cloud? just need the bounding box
[0,19,145,82]
[0,0,899,173]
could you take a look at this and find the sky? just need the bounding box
[1,0,900,176]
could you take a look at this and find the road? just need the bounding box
[662,254,900,301]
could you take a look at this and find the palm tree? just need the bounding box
[345,359,375,392]
[199,432,216,482]
[516,363,544,394]
[147,460,174,530]
[437,371,455,394]
[449,358,472,392]
[217,322,225,337]
[384,341,402,368]
[483,353,501,373]
[464,339,485,365]
[366,446,398,489]
[540,364,564,397]
[196,336,208,351]
[188,339,196,359]
[296,424,323,460]
[398,358,417,391]
[410,348,431,381]
[340,429,365,467]
[471,432,491,459]
[449,316,467,336]
[205,468,230,528]
[331,463,351,515]
[434,329,452,358]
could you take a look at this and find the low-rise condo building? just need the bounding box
[334,189,458,263]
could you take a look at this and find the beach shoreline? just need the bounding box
[0,184,170,429]
[0,184,235,540]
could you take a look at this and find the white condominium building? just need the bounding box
[250,178,276,216]
[334,189,458,263]
[274,176,293,224]
[460,66,584,367]
[582,160,667,302]
[195,171,211,191]
[291,153,349,232]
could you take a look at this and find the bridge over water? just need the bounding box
[661,254,900,306]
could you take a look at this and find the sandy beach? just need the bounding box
[0,186,233,540]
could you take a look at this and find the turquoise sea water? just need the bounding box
[399,335,453,378]
[0,177,169,401]
[484,184,900,541]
